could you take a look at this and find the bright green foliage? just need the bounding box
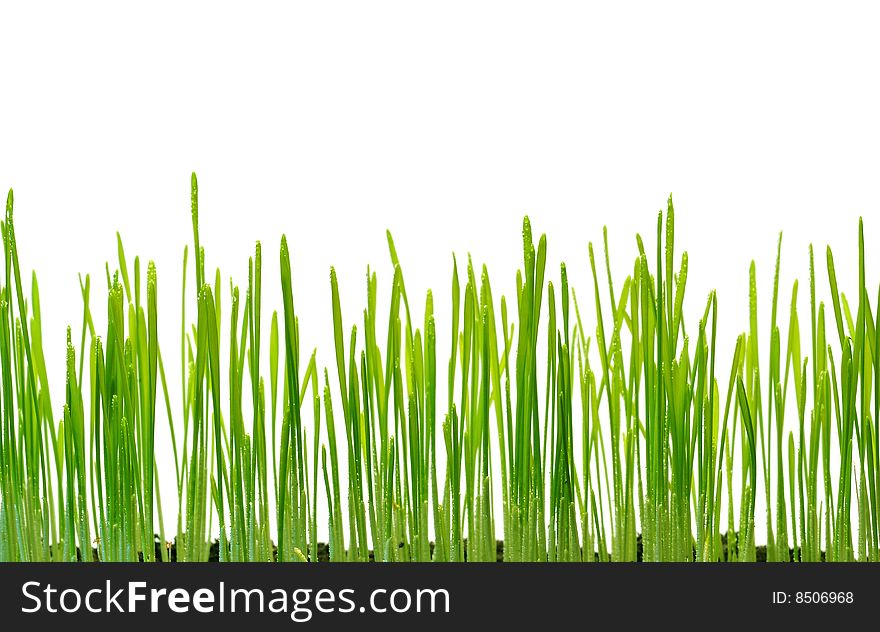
[1,180,878,562]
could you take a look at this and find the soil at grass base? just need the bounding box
[75,534,800,562]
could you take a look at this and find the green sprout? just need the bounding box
[0,178,877,562]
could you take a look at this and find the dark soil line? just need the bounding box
[70,532,808,562]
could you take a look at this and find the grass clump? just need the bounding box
[0,176,878,562]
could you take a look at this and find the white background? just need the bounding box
[2,1,880,542]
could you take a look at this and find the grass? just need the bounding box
[0,174,878,562]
